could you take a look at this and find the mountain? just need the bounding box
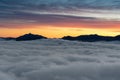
[16,33,47,41]
[114,35,120,40]
[3,37,16,40]
[62,34,118,42]
[0,37,15,41]
[1,34,120,42]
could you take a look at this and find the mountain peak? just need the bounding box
[16,33,47,41]
[62,34,115,42]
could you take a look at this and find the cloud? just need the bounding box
[0,39,120,80]
[0,0,120,29]
[1,0,120,9]
[0,12,120,29]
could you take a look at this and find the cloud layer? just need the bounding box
[0,39,120,80]
[1,0,120,29]
[1,0,120,9]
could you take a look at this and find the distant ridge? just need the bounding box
[62,34,120,42]
[2,34,120,42]
[16,33,47,41]
[0,37,15,41]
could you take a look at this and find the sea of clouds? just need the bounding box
[0,39,120,80]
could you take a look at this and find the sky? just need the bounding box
[1,0,120,38]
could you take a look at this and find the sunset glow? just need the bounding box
[1,26,120,38]
[1,0,120,38]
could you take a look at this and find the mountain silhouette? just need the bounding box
[0,37,15,41]
[2,34,120,42]
[62,34,120,42]
[16,33,47,41]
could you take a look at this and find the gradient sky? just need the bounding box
[1,0,120,38]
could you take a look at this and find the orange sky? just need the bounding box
[1,17,120,38]
[0,24,120,38]
[1,0,120,38]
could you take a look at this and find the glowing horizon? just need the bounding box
[1,0,120,38]
[0,26,120,38]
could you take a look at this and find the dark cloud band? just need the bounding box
[0,0,120,29]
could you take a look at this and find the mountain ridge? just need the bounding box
[1,33,120,42]
[62,34,120,42]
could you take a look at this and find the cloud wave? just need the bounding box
[0,39,120,80]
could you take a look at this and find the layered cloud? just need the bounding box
[1,39,120,80]
[1,0,120,21]
[1,0,120,9]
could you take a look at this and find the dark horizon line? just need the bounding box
[0,33,120,39]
